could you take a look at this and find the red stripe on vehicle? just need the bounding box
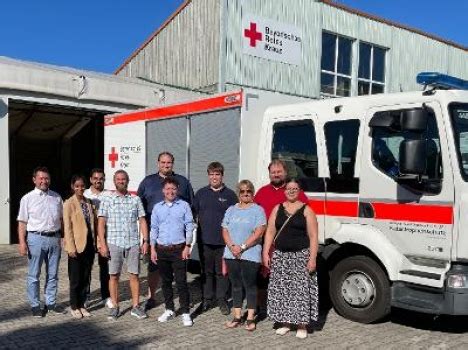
[307,199,358,217]
[307,199,453,224]
[105,91,243,126]
[372,202,453,225]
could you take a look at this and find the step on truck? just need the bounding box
[104,74,468,323]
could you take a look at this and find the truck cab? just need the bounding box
[259,73,468,323]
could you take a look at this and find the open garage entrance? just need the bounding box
[8,99,109,243]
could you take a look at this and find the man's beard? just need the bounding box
[270,178,285,187]
[115,184,127,192]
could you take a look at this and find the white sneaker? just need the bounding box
[105,298,114,309]
[158,309,175,322]
[182,313,193,327]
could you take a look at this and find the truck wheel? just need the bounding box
[329,255,390,323]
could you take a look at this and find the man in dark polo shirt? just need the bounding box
[194,162,237,315]
[137,151,194,310]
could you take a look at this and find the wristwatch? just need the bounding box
[240,243,247,252]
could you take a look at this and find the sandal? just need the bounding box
[224,317,243,329]
[70,309,82,319]
[245,319,256,332]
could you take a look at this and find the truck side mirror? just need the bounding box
[400,109,428,132]
[399,139,427,175]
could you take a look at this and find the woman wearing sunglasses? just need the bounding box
[222,179,266,331]
[262,178,319,339]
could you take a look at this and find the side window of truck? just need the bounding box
[324,120,360,193]
[272,120,319,189]
[371,111,443,180]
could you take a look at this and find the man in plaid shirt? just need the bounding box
[98,170,149,320]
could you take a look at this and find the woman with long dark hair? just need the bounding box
[63,175,96,318]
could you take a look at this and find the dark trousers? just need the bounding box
[68,243,95,310]
[225,259,259,310]
[157,247,190,313]
[98,254,110,300]
[199,244,228,304]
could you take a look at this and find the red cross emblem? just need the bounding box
[244,22,262,47]
[108,147,118,168]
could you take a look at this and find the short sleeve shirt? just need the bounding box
[84,188,110,210]
[222,204,266,263]
[98,192,145,248]
[17,188,63,232]
[254,184,309,219]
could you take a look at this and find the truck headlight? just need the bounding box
[447,274,468,288]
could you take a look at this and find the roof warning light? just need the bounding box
[417,72,468,90]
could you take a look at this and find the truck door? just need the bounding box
[359,102,454,267]
[265,112,326,241]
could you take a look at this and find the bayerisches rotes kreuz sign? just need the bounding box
[242,14,302,65]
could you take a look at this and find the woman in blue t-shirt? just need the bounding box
[222,179,266,331]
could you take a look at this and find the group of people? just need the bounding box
[17,152,319,339]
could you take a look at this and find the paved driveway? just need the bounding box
[1,245,468,349]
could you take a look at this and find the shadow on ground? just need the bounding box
[390,308,468,333]
[0,317,160,348]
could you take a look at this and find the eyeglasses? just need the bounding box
[286,188,300,193]
[239,189,253,194]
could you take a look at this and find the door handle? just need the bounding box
[4,197,9,204]
[359,202,375,218]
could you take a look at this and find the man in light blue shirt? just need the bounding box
[150,177,194,326]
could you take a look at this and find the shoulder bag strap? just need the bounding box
[273,204,307,243]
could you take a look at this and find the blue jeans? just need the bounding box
[27,233,62,308]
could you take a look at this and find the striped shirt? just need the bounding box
[98,192,145,248]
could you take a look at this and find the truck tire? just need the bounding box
[329,255,391,323]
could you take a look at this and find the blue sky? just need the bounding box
[0,0,465,74]
[339,0,467,47]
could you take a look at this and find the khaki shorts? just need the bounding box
[108,243,140,275]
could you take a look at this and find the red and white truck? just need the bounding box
[104,74,468,323]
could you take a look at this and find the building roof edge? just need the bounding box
[114,0,192,75]
[319,0,467,52]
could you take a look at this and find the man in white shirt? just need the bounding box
[83,168,112,308]
[17,167,64,317]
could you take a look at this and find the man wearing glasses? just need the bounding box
[84,168,112,308]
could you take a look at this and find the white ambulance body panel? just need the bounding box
[105,85,468,323]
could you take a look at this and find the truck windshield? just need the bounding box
[450,103,468,180]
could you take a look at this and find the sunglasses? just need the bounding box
[239,189,253,194]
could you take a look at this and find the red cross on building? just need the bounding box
[108,147,119,168]
[244,22,262,47]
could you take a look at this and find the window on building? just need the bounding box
[358,43,386,95]
[321,32,353,97]
[272,120,322,191]
[324,120,360,193]
[371,110,442,183]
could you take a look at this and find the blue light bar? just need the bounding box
[417,72,468,90]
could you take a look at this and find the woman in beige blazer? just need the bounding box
[64,175,96,319]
